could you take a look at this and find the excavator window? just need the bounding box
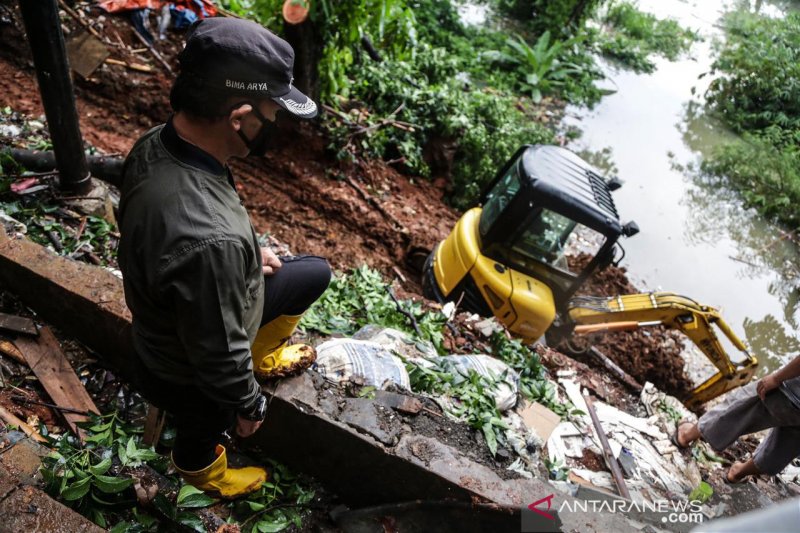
[506,209,607,282]
[512,209,577,269]
[479,167,520,237]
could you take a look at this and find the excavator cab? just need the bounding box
[423,144,638,341]
[477,145,640,306]
[423,145,758,407]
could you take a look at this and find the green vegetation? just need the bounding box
[318,0,602,208]
[40,412,315,532]
[595,1,700,73]
[495,0,605,38]
[484,31,590,103]
[490,333,577,418]
[407,359,511,455]
[701,11,800,226]
[0,113,118,266]
[301,266,576,457]
[222,1,699,208]
[330,45,557,208]
[223,0,606,208]
[41,413,159,528]
[300,265,448,351]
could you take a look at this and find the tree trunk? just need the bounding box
[284,19,323,105]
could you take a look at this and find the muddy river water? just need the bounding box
[562,0,800,378]
[462,0,800,378]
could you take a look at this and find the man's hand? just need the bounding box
[261,247,282,276]
[235,415,263,438]
[757,372,781,401]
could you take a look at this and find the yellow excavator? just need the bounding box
[422,145,758,408]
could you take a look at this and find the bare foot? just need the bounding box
[726,459,759,483]
[676,421,699,448]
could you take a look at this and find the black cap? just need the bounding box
[178,17,318,119]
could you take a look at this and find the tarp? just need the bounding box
[96,0,217,18]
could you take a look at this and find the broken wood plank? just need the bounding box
[11,395,90,416]
[0,340,27,365]
[130,27,174,75]
[0,312,37,336]
[142,404,167,447]
[0,404,47,443]
[13,326,99,438]
[584,394,630,500]
[66,30,110,79]
[57,0,105,42]
[104,57,153,73]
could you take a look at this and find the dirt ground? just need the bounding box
[568,254,695,402]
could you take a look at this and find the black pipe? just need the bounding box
[4,149,123,188]
[18,0,91,195]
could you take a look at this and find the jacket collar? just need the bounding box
[160,116,226,176]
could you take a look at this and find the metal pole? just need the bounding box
[18,0,91,195]
[584,393,631,500]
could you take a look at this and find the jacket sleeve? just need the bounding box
[158,238,261,411]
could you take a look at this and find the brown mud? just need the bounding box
[569,254,694,401]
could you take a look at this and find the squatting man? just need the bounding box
[118,18,330,497]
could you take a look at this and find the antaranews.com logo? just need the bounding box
[522,493,705,532]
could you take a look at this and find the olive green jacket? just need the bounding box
[118,124,263,411]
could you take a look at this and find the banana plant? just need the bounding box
[485,31,586,103]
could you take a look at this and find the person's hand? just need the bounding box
[757,373,781,401]
[235,415,263,438]
[261,247,282,276]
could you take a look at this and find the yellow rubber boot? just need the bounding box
[251,314,316,379]
[174,445,266,499]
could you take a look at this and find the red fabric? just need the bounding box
[96,0,216,17]
[96,0,166,13]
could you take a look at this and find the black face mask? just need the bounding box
[234,103,277,157]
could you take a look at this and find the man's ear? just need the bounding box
[229,102,253,132]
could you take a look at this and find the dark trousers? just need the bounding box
[698,381,800,475]
[134,255,331,470]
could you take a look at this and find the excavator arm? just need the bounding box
[567,293,759,408]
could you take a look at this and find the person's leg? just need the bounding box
[171,405,235,470]
[678,383,775,450]
[727,458,760,483]
[133,357,231,469]
[131,355,266,496]
[752,426,800,476]
[252,255,331,378]
[676,421,701,447]
[727,426,800,483]
[260,255,332,325]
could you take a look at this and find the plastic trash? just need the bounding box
[314,338,411,390]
